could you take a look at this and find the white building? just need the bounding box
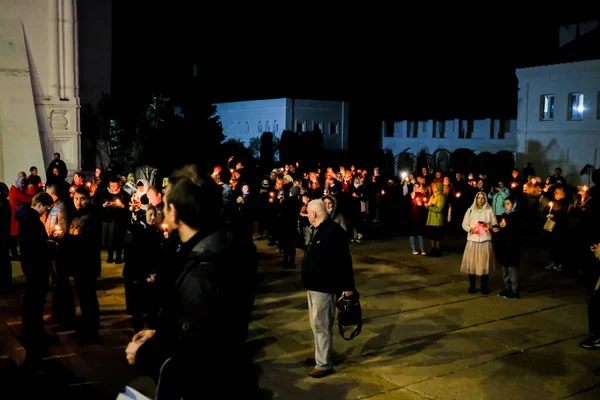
[381,118,517,158]
[214,98,350,150]
[515,21,600,184]
[0,0,83,184]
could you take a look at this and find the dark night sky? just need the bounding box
[110,9,598,134]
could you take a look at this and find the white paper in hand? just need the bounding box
[116,386,152,400]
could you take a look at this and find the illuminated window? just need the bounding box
[540,95,554,120]
[568,93,584,120]
[265,120,271,132]
[257,121,263,133]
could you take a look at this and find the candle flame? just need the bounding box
[161,223,167,231]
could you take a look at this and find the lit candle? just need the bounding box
[501,218,506,225]
[511,182,517,189]
[381,190,385,195]
[455,192,461,198]
[423,197,427,203]
[584,186,588,192]
[548,201,553,213]
[55,225,60,232]
[69,186,75,192]
[86,182,91,187]
[161,223,168,232]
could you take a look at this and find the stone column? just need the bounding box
[36,0,81,176]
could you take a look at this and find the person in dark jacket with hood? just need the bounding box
[302,199,355,378]
[125,165,259,399]
[494,196,522,299]
[15,191,56,360]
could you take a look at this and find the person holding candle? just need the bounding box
[122,204,165,332]
[494,197,522,299]
[43,184,75,328]
[461,192,498,294]
[100,177,131,264]
[408,182,427,255]
[543,187,570,272]
[14,191,57,361]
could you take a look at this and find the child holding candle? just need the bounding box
[122,204,165,332]
[494,197,522,299]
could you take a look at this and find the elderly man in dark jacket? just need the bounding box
[125,165,259,399]
[302,199,355,378]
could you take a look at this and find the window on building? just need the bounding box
[296,120,305,132]
[329,121,340,135]
[257,121,263,133]
[265,120,271,132]
[244,121,249,133]
[438,120,445,138]
[385,121,394,137]
[540,95,555,120]
[273,120,278,132]
[568,93,584,120]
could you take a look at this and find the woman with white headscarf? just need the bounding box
[461,191,498,294]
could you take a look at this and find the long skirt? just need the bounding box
[460,240,495,276]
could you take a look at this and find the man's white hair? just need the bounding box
[307,199,327,216]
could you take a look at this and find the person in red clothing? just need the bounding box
[8,172,32,260]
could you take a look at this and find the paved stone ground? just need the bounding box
[1,231,599,399]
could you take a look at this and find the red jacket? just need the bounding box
[9,186,32,236]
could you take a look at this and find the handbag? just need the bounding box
[543,217,556,232]
[336,291,362,341]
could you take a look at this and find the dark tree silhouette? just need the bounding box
[260,131,274,171]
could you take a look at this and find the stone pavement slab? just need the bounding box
[1,233,599,399]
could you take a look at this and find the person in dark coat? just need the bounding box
[14,191,56,360]
[494,196,522,298]
[64,186,102,345]
[0,182,13,294]
[125,165,259,399]
[302,199,355,378]
[123,205,165,332]
[45,152,68,184]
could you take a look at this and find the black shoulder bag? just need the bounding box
[336,291,362,341]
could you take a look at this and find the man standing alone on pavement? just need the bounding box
[302,199,355,378]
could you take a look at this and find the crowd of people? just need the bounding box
[1,152,600,397]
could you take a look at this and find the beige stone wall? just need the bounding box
[0,0,80,183]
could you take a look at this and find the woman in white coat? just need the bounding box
[461,191,498,294]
